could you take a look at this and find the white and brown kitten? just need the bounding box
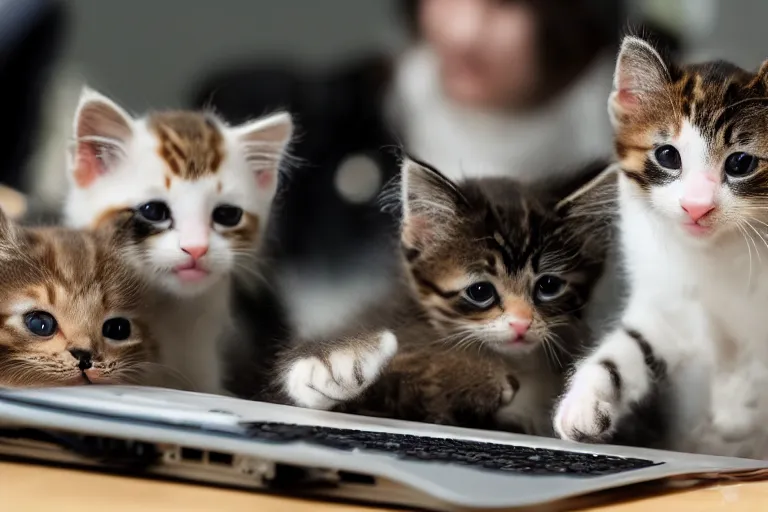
[0,208,156,388]
[555,37,768,458]
[272,158,615,434]
[63,87,293,394]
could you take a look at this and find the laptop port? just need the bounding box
[208,451,233,466]
[180,447,203,462]
[338,471,376,486]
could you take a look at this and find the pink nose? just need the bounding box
[182,245,208,261]
[509,319,531,337]
[680,202,714,222]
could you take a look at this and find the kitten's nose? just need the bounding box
[680,202,714,222]
[508,318,531,337]
[182,245,208,261]
[69,349,93,371]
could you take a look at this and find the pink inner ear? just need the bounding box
[255,170,275,190]
[617,88,639,108]
[73,143,105,188]
[404,215,433,245]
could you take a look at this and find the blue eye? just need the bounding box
[654,145,682,170]
[25,311,58,337]
[137,201,171,223]
[725,152,758,178]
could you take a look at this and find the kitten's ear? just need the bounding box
[0,204,17,242]
[401,158,468,248]
[70,87,134,189]
[555,164,619,251]
[609,36,671,127]
[232,111,293,192]
[754,59,768,88]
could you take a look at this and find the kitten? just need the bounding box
[272,158,615,434]
[0,209,156,388]
[63,87,293,394]
[554,36,768,458]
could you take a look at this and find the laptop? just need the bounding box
[0,385,766,511]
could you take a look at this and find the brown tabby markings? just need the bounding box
[271,160,615,429]
[148,111,225,180]
[226,212,261,247]
[614,54,768,194]
[0,220,156,388]
[91,206,132,231]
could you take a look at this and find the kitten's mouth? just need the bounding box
[173,261,211,282]
[682,220,713,237]
[499,335,535,351]
[65,372,92,386]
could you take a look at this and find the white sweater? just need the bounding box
[389,45,616,183]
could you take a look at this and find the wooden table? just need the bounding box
[2,460,767,511]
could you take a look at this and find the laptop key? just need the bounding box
[243,422,662,477]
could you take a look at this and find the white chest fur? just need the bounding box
[621,181,768,458]
[148,278,234,394]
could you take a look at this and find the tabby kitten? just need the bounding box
[63,87,293,393]
[555,37,768,458]
[0,209,156,388]
[273,158,615,434]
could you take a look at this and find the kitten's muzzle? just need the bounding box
[508,318,531,337]
[173,248,211,283]
[69,349,92,371]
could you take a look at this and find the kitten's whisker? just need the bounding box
[744,220,768,256]
[735,221,754,290]
[743,215,768,228]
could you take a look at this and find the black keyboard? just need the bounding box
[244,422,661,477]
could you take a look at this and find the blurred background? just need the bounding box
[0,0,764,365]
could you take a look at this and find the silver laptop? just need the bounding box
[0,385,766,511]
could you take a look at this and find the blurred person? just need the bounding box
[393,0,619,181]
[193,0,678,396]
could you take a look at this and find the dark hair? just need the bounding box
[398,0,625,107]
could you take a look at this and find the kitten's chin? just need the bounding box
[485,338,539,356]
[675,220,737,247]
[156,270,225,297]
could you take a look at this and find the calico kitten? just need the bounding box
[555,37,768,458]
[0,209,156,387]
[63,87,293,394]
[273,158,615,434]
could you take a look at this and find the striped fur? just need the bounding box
[0,210,157,388]
[274,158,616,434]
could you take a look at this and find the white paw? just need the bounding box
[554,363,619,443]
[710,374,760,443]
[285,331,398,410]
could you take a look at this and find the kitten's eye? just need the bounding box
[212,205,243,227]
[464,282,497,308]
[24,311,58,337]
[102,318,131,341]
[725,152,758,178]
[137,201,171,223]
[654,145,682,170]
[535,275,566,302]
